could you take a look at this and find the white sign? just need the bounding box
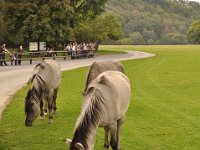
[39,42,46,51]
[29,42,38,51]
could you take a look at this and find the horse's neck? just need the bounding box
[73,89,104,149]
[73,124,97,150]
[87,127,96,150]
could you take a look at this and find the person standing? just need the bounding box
[0,43,9,66]
[10,51,16,65]
[0,45,3,66]
[18,45,23,65]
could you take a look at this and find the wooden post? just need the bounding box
[30,53,32,64]
[64,51,66,60]
[14,51,17,65]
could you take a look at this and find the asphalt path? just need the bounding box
[0,51,155,120]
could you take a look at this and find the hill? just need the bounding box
[105,0,200,44]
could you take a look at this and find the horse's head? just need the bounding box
[24,89,40,127]
[66,139,85,150]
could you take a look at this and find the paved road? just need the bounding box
[0,51,155,120]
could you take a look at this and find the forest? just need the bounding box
[105,0,200,44]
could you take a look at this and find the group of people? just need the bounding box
[0,41,99,66]
[46,47,56,57]
[64,42,97,52]
[63,42,98,58]
[0,43,23,66]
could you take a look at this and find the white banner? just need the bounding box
[39,42,46,51]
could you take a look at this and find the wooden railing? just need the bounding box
[0,50,95,65]
[26,51,69,64]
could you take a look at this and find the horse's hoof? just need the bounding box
[104,144,109,150]
[49,119,53,124]
[44,112,47,116]
[40,116,45,120]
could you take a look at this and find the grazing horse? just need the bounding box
[66,71,131,150]
[25,60,61,126]
[84,61,124,93]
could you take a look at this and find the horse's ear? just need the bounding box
[75,142,84,149]
[66,138,72,145]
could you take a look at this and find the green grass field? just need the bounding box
[1,45,200,150]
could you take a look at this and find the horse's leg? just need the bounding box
[104,126,110,150]
[52,88,58,113]
[48,90,54,124]
[109,123,118,150]
[116,117,125,150]
[40,98,45,120]
[44,100,48,115]
[44,92,48,116]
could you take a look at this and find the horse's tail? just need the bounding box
[114,61,125,74]
[34,62,45,70]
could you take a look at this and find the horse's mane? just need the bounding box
[84,62,96,93]
[72,86,105,148]
[25,73,46,114]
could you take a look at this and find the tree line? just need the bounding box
[0,0,122,47]
[0,0,200,46]
[105,0,200,44]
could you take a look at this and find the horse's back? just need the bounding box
[33,60,61,89]
[85,61,124,92]
[45,60,61,77]
[94,61,124,73]
[91,71,131,124]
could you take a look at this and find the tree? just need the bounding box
[160,32,187,44]
[4,0,109,46]
[129,32,145,45]
[0,0,6,42]
[187,20,200,44]
[74,13,123,42]
[5,0,72,46]
[142,30,156,43]
[117,38,132,45]
[70,0,108,25]
[60,0,109,29]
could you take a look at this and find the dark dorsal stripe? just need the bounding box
[84,62,96,93]
[34,62,41,70]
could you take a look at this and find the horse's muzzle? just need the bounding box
[25,120,32,127]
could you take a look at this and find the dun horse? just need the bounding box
[84,61,124,93]
[25,60,61,126]
[66,71,131,150]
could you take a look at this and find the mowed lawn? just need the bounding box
[1,45,200,150]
